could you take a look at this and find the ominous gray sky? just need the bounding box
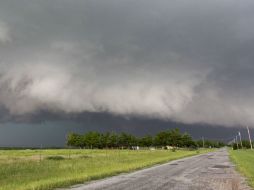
[1,0,254,132]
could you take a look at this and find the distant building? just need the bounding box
[165,146,174,150]
[132,146,140,150]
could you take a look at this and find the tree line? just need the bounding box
[66,128,225,149]
[232,140,254,150]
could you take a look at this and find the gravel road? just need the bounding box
[62,148,251,190]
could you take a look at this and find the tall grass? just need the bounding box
[0,149,210,190]
[229,149,254,187]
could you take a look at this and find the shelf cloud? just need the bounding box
[0,0,254,127]
[0,21,11,44]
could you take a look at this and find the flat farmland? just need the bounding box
[0,149,210,190]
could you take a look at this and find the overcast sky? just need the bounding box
[1,0,254,139]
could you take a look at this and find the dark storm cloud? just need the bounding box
[0,0,254,127]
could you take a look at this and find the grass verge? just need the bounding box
[229,149,254,187]
[0,148,212,190]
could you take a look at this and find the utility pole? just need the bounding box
[202,137,205,148]
[235,135,239,149]
[238,131,243,149]
[39,144,42,162]
[247,126,253,150]
[233,138,237,150]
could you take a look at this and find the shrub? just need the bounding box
[46,156,65,160]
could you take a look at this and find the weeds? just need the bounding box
[0,149,211,190]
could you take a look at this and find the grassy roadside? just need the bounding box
[0,148,212,190]
[229,149,254,188]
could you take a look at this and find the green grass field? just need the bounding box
[229,149,254,187]
[0,148,211,190]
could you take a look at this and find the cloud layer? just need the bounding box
[0,21,11,44]
[1,0,254,127]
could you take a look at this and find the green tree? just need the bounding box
[66,129,226,150]
[181,133,196,147]
[100,132,111,148]
[83,132,101,149]
[118,133,137,148]
[154,131,170,147]
[66,133,85,148]
[108,132,119,148]
[139,135,153,147]
[168,128,182,147]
